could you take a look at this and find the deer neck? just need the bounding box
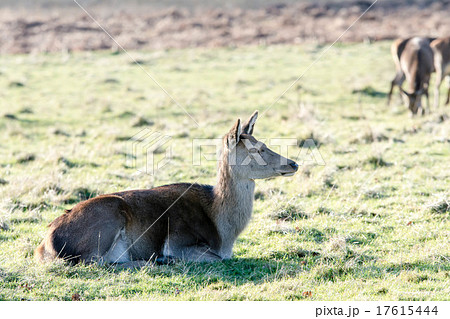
[211,163,255,257]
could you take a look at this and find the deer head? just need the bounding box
[400,87,423,115]
[222,111,298,180]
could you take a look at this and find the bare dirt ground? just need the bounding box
[0,0,449,54]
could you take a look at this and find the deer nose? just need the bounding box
[289,162,299,171]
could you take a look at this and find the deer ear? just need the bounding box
[242,110,258,135]
[227,119,241,148]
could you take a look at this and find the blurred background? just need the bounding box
[1,0,449,54]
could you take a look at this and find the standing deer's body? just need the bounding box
[387,37,435,115]
[35,112,298,266]
[431,37,450,108]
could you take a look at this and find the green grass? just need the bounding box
[0,42,449,300]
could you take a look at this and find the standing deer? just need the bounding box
[431,37,450,108]
[35,111,298,267]
[387,37,435,115]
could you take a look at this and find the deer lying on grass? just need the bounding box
[35,111,298,267]
[431,37,450,108]
[387,37,435,115]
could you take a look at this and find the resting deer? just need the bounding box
[35,111,298,267]
[387,37,435,115]
[431,37,450,108]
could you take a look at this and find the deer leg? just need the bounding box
[387,71,405,106]
[387,81,395,106]
[434,71,443,109]
[397,73,406,104]
[424,87,430,114]
[416,94,425,117]
[445,76,450,105]
[420,106,426,116]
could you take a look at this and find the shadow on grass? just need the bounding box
[151,257,450,285]
[351,86,388,98]
[43,256,307,286]
[2,256,448,301]
[40,255,450,288]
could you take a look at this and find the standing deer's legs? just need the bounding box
[420,102,426,116]
[424,85,430,114]
[445,76,450,105]
[434,70,443,109]
[387,71,405,106]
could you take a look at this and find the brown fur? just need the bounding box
[35,111,298,265]
[431,37,450,108]
[387,37,435,115]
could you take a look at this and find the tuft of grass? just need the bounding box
[298,131,326,147]
[428,198,449,214]
[351,128,389,144]
[3,113,17,120]
[322,170,338,189]
[365,155,391,168]
[9,81,25,88]
[63,187,100,204]
[0,220,9,231]
[363,186,388,199]
[58,156,78,168]
[51,128,70,137]
[315,206,332,215]
[132,116,154,127]
[296,227,326,243]
[117,111,135,118]
[103,78,120,84]
[269,248,320,260]
[16,153,36,163]
[376,287,389,295]
[313,264,351,282]
[351,85,387,97]
[270,203,308,221]
[18,107,33,114]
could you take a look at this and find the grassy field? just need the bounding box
[0,42,449,300]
